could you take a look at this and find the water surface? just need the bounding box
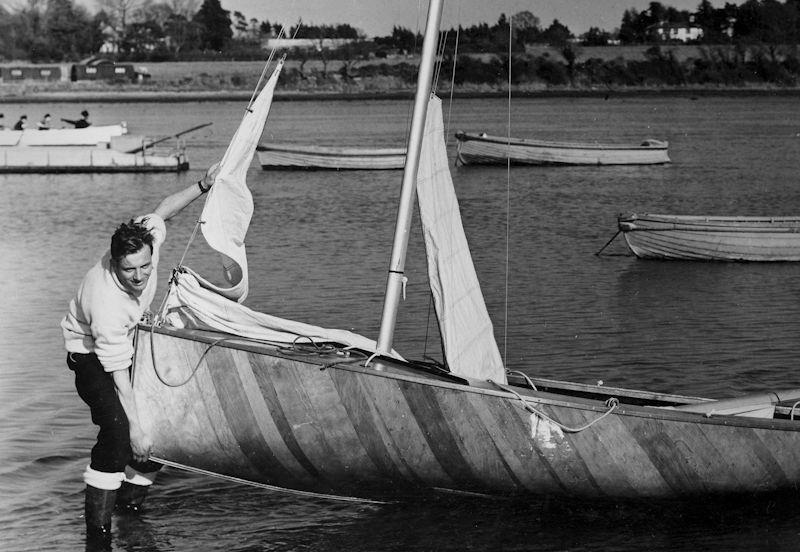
[3,94,800,551]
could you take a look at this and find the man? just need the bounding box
[61,164,217,545]
[63,110,91,128]
[13,114,27,130]
[37,113,52,130]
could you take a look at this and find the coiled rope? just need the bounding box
[489,379,619,433]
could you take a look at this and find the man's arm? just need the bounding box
[154,163,219,222]
[112,369,152,463]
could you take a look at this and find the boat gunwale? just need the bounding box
[135,324,800,432]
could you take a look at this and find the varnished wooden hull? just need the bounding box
[257,143,406,170]
[619,213,800,261]
[133,325,800,500]
[455,132,670,166]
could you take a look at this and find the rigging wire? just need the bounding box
[152,40,289,324]
[503,16,513,367]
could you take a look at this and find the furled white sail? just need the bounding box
[163,269,404,359]
[416,96,506,384]
[196,58,285,303]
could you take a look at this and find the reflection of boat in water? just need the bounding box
[0,124,128,147]
[618,213,800,261]
[257,142,406,170]
[455,131,670,166]
[131,0,800,503]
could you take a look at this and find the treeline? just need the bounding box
[5,0,800,64]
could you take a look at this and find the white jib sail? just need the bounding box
[416,96,506,384]
[196,58,285,303]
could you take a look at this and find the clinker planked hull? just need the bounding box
[619,213,800,261]
[133,326,800,501]
[455,132,670,166]
[257,143,406,170]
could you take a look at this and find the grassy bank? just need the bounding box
[3,45,800,103]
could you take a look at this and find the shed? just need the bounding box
[70,57,136,83]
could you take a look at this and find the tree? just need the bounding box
[43,0,97,61]
[193,0,232,51]
[540,19,572,46]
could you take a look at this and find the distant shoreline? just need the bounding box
[3,86,800,104]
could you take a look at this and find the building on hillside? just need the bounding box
[0,65,63,82]
[651,22,704,43]
[71,57,138,83]
[263,37,356,51]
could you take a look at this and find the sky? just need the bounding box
[215,0,732,37]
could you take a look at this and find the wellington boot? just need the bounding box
[84,485,116,550]
[115,481,149,513]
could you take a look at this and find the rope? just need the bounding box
[489,380,619,433]
[150,457,390,505]
[791,400,800,420]
[506,369,537,391]
[595,230,622,256]
[148,324,234,387]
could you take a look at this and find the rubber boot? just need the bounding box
[85,485,116,549]
[115,481,149,513]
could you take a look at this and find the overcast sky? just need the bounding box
[214,0,731,37]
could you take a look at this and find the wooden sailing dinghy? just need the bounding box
[132,0,800,502]
[455,131,670,166]
[256,142,406,170]
[618,213,800,261]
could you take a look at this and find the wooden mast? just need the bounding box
[376,0,444,355]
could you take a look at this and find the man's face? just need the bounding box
[113,246,153,296]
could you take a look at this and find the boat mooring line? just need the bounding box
[150,457,391,504]
[595,230,621,256]
[489,380,619,433]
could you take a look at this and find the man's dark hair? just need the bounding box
[111,219,154,262]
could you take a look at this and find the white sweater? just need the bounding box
[61,214,166,372]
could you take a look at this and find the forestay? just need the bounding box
[416,96,506,384]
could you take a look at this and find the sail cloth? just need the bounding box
[196,58,285,303]
[164,269,404,360]
[416,96,506,384]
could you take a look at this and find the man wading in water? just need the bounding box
[61,163,218,547]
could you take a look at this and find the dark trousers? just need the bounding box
[68,352,161,475]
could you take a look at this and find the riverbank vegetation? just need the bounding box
[2,0,800,94]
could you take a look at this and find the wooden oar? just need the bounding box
[124,122,213,154]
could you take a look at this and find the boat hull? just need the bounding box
[257,143,406,170]
[133,326,800,500]
[0,124,128,147]
[619,213,800,261]
[0,146,188,173]
[455,132,670,166]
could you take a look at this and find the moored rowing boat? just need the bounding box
[618,213,800,261]
[455,131,670,166]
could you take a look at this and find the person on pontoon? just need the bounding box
[37,114,51,130]
[13,115,27,130]
[63,110,91,128]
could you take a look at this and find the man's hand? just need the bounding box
[130,427,153,463]
[202,162,221,190]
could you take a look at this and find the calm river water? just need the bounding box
[3,94,800,551]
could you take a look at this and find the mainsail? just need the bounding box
[193,58,285,303]
[416,96,506,383]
